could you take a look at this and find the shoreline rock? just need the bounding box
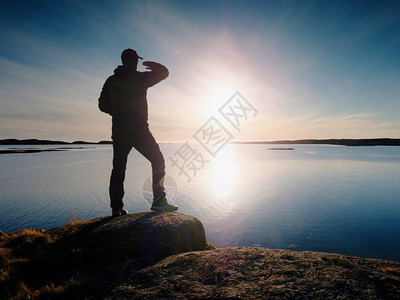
[109,247,400,299]
[49,212,206,261]
[1,213,400,299]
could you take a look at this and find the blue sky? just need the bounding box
[1,0,399,142]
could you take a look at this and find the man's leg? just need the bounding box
[109,137,132,211]
[132,127,177,212]
[131,127,167,202]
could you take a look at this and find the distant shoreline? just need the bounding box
[0,146,95,154]
[1,138,400,146]
[231,138,400,146]
[0,139,112,145]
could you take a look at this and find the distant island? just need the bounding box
[267,147,295,150]
[232,138,400,146]
[0,139,112,145]
[0,139,107,154]
[1,138,400,146]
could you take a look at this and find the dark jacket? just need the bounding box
[98,62,169,120]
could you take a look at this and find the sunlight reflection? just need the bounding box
[211,144,237,199]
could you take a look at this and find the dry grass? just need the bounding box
[5,279,89,300]
[3,229,53,258]
[321,255,352,267]
[381,266,400,276]
[45,219,95,240]
[0,225,96,300]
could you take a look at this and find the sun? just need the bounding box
[206,86,233,115]
[199,67,241,117]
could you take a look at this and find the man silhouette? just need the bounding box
[98,48,178,217]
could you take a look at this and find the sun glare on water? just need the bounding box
[210,144,237,199]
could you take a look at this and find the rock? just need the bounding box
[3,216,400,299]
[1,212,207,299]
[86,212,206,261]
[108,247,400,299]
[48,212,206,262]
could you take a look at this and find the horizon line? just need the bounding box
[1,137,400,145]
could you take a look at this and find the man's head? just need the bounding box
[121,48,143,69]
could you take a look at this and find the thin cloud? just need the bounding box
[1,1,399,141]
[255,112,400,140]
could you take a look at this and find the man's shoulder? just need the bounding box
[107,71,144,79]
[106,74,117,81]
[105,74,122,85]
[105,72,148,89]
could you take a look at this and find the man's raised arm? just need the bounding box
[142,61,169,87]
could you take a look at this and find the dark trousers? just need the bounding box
[109,112,166,210]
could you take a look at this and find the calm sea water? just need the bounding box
[1,143,400,261]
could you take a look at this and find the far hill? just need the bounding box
[0,139,101,145]
[232,138,400,146]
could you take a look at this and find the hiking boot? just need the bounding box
[151,197,178,212]
[112,208,128,217]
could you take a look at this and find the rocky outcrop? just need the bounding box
[47,212,207,262]
[0,212,207,299]
[2,213,400,299]
[109,247,400,299]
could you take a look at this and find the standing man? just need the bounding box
[99,48,178,217]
